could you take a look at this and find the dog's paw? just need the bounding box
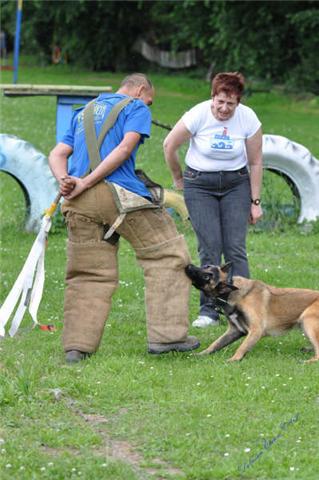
[304,356,319,364]
[227,355,242,362]
[197,349,210,356]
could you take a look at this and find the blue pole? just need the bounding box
[13,0,23,84]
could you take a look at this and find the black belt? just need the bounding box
[187,166,248,175]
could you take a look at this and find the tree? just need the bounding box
[1,0,318,92]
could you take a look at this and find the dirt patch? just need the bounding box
[64,397,184,479]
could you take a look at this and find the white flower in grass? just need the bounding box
[0,439,4,444]
[245,383,249,386]
[40,467,46,471]
[224,452,229,457]
[48,462,54,466]
[296,439,301,443]
[261,386,266,389]
[225,434,230,437]
[1,448,6,453]
[283,384,287,386]
[206,414,212,417]
[196,382,201,386]
[6,464,12,468]
[290,467,295,471]
[275,373,280,376]
[260,433,264,437]
[244,448,251,452]
[20,466,25,470]
[304,386,308,389]
[101,463,107,467]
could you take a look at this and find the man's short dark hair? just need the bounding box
[121,73,153,90]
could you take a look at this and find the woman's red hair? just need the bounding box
[211,72,245,101]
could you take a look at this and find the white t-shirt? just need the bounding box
[182,100,261,171]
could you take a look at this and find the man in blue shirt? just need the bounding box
[49,73,199,362]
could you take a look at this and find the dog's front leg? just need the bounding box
[228,328,263,362]
[199,325,245,355]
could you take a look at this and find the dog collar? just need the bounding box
[215,296,235,315]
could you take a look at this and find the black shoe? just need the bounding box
[65,350,91,363]
[148,336,200,354]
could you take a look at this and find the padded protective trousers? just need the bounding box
[61,182,191,352]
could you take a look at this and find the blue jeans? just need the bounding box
[183,166,251,319]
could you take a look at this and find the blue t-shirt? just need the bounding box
[62,93,152,197]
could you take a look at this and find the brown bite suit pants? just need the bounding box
[61,182,191,353]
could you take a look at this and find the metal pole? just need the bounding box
[13,0,23,84]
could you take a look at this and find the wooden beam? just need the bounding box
[0,84,112,97]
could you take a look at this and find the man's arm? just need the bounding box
[61,131,141,200]
[163,119,192,190]
[246,127,263,224]
[48,142,74,197]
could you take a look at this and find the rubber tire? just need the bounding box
[0,134,59,232]
[262,134,319,223]
[1,133,318,231]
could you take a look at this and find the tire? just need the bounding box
[262,134,319,223]
[1,133,318,231]
[0,134,59,232]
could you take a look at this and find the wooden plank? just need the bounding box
[0,84,112,97]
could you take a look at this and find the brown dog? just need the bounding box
[185,263,319,362]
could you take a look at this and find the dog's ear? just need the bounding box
[221,262,233,273]
[221,262,233,285]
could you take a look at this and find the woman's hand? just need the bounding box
[174,177,184,190]
[249,204,263,224]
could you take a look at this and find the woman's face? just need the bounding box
[211,91,239,121]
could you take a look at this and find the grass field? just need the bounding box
[0,63,319,479]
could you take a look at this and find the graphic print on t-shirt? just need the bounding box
[76,103,107,135]
[210,127,234,150]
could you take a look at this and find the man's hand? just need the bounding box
[59,176,75,196]
[60,175,87,200]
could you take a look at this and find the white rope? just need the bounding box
[0,215,51,337]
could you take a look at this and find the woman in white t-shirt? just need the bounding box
[163,72,263,328]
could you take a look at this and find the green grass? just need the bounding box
[0,63,319,479]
